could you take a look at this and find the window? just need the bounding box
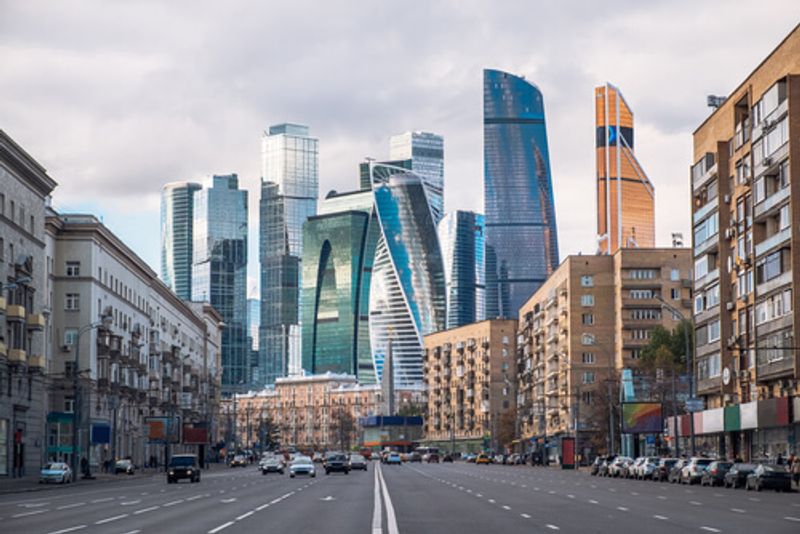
[581,294,594,306]
[779,205,791,231]
[581,352,595,364]
[29,215,34,233]
[65,261,80,277]
[706,284,720,308]
[64,328,78,346]
[582,391,595,404]
[708,320,721,342]
[757,249,786,284]
[0,193,4,215]
[628,269,657,280]
[670,288,680,300]
[756,289,792,325]
[631,309,660,320]
[580,275,594,287]
[694,294,704,314]
[670,269,680,281]
[64,397,75,413]
[582,372,595,384]
[630,349,642,360]
[631,329,651,340]
[65,293,80,310]
[629,289,654,299]
[581,313,594,325]
[0,238,3,262]
[581,333,595,345]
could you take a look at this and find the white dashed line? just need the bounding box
[95,514,128,525]
[617,507,629,512]
[700,527,720,533]
[785,517,800,523]
[163,499,184,507]
[654,515,668,521]
[488,499,496,503]
[502,505,511,510]
[45,526,87,534]
[91,498,114,504]
[589,499,599,504]
[133,506,159,515]
[689,501,703,506]
[545,524,560,530]
[208,521,235,534]
[56,503,86,510]
[730,508,745,514]
[12,509,48,518]
[521,513,531,519]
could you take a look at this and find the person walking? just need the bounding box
[791,457,800,489]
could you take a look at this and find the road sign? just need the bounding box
[686,398,704,412]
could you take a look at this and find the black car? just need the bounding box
[653,458,678,482]
[167,454,200,484]
[700,461,733,487]
[724,463,756,489]
[442,454,454,463]
[745,464,792,492]
[325,454,350,475]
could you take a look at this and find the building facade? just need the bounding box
[690,25,800,460]
[368,163,447,386]
[516,249,691,461]
[438,210,485,329]
[192,174,248,392]
[423,320,518,453]
[160,181,201,300]
[389,131,445,225]
[0,130,57,477]
[484,69,560,319]
[260,124,319,385]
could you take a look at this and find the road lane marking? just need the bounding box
[186,495,204,501]
[589,500,599,504]
[372,464,382,534]
[120,500,141,505]
[502,505,511,510]
[567,494,575,499]
[700,528,721,533]
[133,506,159,515]
[377,463,400,534]
[163,499,184,507]
[617,507,628,512]
[488,499,496,503]
[57,503,86,510]
[45,526,87,534]
[95,514,128,525]
[689,501,703,506]
[236,511,254,520]
[730,508,745,513]
[545,524,560,530]
[208,521,234,534]
[221,498,237,503]
[91,497,114,503]
[120,531,141,534]
[658,496,667,500]
[12,509,48,518]
[785,517,800,522]
[521,513,531,518]
[654,515,668,520]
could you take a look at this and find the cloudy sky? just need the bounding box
[2,1,798,295]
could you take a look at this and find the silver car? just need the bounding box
[40,462,73,484]
[289,455,316,478]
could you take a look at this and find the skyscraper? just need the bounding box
[301,190,377,380]
[483,69,559,318]
[595,83,655,254]
[260,123,319,385]
[438,210,485,329]
[368,163,447,385]
[160,181,201,300]
[247,298,260,383]
[192,174,248,392]
[389,131,445,225]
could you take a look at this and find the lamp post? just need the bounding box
[655,295,695,456]
[71,311,113,478]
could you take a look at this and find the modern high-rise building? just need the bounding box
[595,84,655,254]
[247,298,260,383]
[483,69,559,319]
[160,181,201,300]
[437,210,486,329]
[259,123,319,385]
[389,131,445,225]
[368,163,447,386]
[192,174,249,392]
[301,190,378,381]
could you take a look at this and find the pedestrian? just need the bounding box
[777,453,784,465]
[792,458,800,489]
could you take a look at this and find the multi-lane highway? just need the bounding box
[2,461,799,533]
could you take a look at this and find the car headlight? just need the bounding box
[169,470,175,475]
[187,470,192,474]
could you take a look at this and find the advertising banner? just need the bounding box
[621,402,663,434]
[561,437,575,470]
[90,422,111,444]
[145,416,181,444]
[182,423,208,445]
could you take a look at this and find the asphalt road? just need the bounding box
[2,461,799,533]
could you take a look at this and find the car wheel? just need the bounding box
[755,483,761,492]
[290,473,295,478]
[311,473,316,478]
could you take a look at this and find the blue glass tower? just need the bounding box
[483,69,559,318]
[160,181,201,300]
[438,210,485,328]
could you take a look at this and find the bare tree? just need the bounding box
[329,409,356,451]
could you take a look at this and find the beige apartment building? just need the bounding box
[690,24,800,460]
[423,319,518,453]
[517,249,691,461]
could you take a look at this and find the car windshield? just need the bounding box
[44,463,65,470]
[169,456,195,467]
[761,465,784,473]
[736,463,756,470]
[696,459,712,466]
[350,455,364,461]
[293,456,311,465]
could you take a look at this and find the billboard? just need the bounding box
[621,402,663,434]
[182,423,208,445]
[145,416,181,444]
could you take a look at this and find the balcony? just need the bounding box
[0,296,5,314]
[6,305,25,322]
[694,234,719,257]
[754,227,791,257]
[26,313,46,331]
[754,187,790,221]
[0,341,6,358]
[757,270,792,297]
[29,354,45,370]
[8,349,26,364]
[692,201,717,225]
[692,153,717,191]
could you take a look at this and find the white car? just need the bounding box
[40,462,73,484]
[636,457,660,479]
[289,455,316,478]
[608,456,633,477]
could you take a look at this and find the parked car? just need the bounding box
[668,459,688,484]
[167,454,200,484]
[261,456,285,475]
[385,452,402,465]
[40,462,72,484]
[590,456,605,476]
[700,461,733,487]
[289,455,316,478]
[349,454,368,471]
[680,457,713,485]
[724,463,757,489]
[625,457,645,479]
[745,464,792,492]
[114,459,135,475]
[230,454,247,467]
[597,455,616,477]
[637,457,661,480]
[653,458,678,482]
[476,453,492,465]
[507,453,522,465]
[608,456,633,477]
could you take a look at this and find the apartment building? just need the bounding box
[690,24,800,460]
[423,320,518,452]
[517,249,691,461]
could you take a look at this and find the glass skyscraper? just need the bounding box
[247,298,260,383]
[483,69,559,318]
[192,174,248,391]
[368,163,446,386]
[260,123,318,385]
[160,181,201,300]
[389,131,445,225]
[301,190,379,382]
[438,210,485,329]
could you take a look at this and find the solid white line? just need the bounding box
[95,514,128,525]
[377,463,399,534]
[236,511,254,520]
[45,526,87,534]
[120,531,141,534]
[372,462,382,534]
[255,503,270,511]
[56,502,86,510]
[208,521,235,534]
[163,499,184,507]
[133,506,159,515]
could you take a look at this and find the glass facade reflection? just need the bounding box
[160,181,201,300]
[484,69,559,318]
[369,163,446,386]
[438,210,485,328]
[389,131,445,225]
[192,174,248,392]
[259,124,319,385]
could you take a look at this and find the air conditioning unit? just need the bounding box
[726,301,735,311]
[739,370,750,380]
[60,345,71,353]
[723,194,731,204]
[763,157,773,167]
[724,228,733,239]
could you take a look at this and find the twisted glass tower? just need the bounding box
[368,163,446,386]
[484,69,559,318]
[160,181,201,300]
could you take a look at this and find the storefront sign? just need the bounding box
[704,408,724,433]
[757,397,789,428]
[794,398,800,424]
[693,411,704,435]
[724,405,741,432]
[740,401,758,430]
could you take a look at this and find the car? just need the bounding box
[608,456,632,477]
[385,452,402,465]
[724,463,757,489]
[625,457,645,479]
[408,452,422,463]
[230,454,247,467]
[745,464,792,492]
[590,456,605,476]
[289,455,316,478]
[680,457,713,485]
[400,453,409,462]
[464,453,477,463]
[653,458,678,482]
[507,453,522,465]
[426,453,440,463]
[167,454,200,484]
[261,456,285,475]
[494,454,505,464]
[114,459,135,475]
[371,452,382,461]
[312,452,324,463]
[701,461,733,487]
[598,456,616,477]
[40,462,72,484]
[668,459,687,484]
[325,453,350,475]
[637,457,660,480]
[442,454,454,463]
[349,454,368,471]
[475,453,492,465]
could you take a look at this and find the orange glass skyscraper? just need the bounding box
[595,84,655,254]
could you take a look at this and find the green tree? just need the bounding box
[640,319,693,371]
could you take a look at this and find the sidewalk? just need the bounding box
[0,468,160,495]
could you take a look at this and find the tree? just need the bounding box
[496,410,517,450]
[636,319,693,402]
[258,415,280,451]
[329,409,356,451]
[588,370,621,456]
